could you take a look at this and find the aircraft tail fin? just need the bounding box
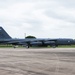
[0,27,11,39]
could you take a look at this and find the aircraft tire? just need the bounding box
[51,44,56,48]
[25,44,29,48]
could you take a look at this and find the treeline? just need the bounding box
[25,35,36,38]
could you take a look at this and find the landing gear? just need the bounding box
[13,45,18,48]
[52,45,56,48]
[50,44,57,48]
[23,44,29,48]
[25,45,29,48]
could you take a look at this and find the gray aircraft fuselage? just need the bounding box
[0,38,75,48]
[0,26,75,48]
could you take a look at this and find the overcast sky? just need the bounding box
[0,0,75,38]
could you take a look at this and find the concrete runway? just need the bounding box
[0,48,75,75]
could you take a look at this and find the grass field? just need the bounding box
[58,45,75,48]
[0,44,75,48]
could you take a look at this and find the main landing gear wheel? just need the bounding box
[25,44,29,48]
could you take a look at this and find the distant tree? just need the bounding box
[25,35,36,39]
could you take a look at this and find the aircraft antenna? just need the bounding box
[24,33,26,39]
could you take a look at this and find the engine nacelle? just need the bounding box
[44,41,55,45]
[30,42,42,45]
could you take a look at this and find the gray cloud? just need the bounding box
[56,0,75,8]
[0,0,75,38]
[45,9,75,24]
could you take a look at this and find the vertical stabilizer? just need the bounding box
[0,27,11,39]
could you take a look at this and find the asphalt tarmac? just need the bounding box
[0,48,75,75]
